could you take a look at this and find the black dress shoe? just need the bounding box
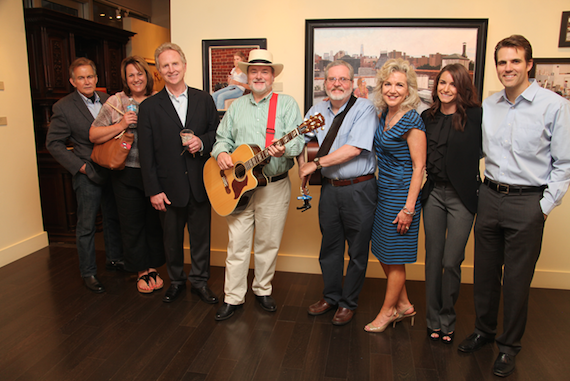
[191,285,219,304]
[493,352,516,377]
[215,302,243,321]
[458,333,493,353]
[162,283,186,303]
[84,275,105,293]
[105,260,126,272]
[255,295,276,312]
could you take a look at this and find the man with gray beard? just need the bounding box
[298,60,378,325]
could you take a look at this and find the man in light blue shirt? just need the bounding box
[458,35,570,378]
[298,60,378,326]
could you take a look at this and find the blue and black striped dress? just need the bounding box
[371,109,425,264]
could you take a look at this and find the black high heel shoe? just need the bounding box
[427,328,441,341]
[441,331,454,344]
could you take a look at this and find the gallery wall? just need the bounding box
[0,0,49,268]
[171,0,570,289]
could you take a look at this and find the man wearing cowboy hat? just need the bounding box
[212,49,305,321]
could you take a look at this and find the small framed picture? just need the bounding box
[559,11,570,48]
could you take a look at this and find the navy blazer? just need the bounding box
[138,86,218,206]
[421,107,482,214]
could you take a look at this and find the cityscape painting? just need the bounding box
[304,19,488,113]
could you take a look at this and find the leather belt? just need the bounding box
[268,172,288,183]
[324,174,374,187]
[483,178,546,195]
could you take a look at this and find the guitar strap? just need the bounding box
[265,93,279,148]
[315,95,358,158]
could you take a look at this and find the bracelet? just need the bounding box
[402,206,416,216]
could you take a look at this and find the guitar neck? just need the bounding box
[245,128,301,171]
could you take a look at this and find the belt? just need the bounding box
[483,178,546,195]
[324,174,374,187]
[268,172,288,183]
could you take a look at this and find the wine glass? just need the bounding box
[180,129,195,156]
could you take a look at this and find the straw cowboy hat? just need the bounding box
[238,49,284,77]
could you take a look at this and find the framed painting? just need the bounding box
[559,11,570,48]
[304,19,488,113]
[530,58,570,99]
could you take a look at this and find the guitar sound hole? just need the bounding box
[234,163,246,180]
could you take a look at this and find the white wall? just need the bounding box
[171,0,570,289]
[0,0,49,268]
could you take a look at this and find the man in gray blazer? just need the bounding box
[46,58,124,293]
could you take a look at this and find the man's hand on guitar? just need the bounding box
[267,139,285,158]
[150,192,171,212]
[216,152,234,170]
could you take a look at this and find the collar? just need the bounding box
[248,90,274,104]
[165,84,188,99]
[496,79,538,105]
[78,91,100,104]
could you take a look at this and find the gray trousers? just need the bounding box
[473,184,545,355]
[423,183,475,333]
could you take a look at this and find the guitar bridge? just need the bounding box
[220,170,231,194]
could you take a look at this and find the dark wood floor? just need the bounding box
[1,244,570,381]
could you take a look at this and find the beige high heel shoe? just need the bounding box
[394,304,416,326]
[364,309,399,333]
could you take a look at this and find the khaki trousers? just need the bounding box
[223,176,291,305]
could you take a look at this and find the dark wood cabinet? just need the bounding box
[25,8,135,242]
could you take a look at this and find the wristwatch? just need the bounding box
[313,157,322,170]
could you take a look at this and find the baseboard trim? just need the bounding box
[206,249,570,290]
[0,232,49,268]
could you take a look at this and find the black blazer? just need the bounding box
[421,107,482,214]
[138,86,218,206]
[46,90,110,183]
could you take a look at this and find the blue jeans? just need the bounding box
[73,172,123,277]
[212,85,244,109]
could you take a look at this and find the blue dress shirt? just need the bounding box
[305,97,378,179]
[482,80,570,215]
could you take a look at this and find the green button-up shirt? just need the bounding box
[212,91,304,177]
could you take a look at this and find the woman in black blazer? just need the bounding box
[421,64,482,343]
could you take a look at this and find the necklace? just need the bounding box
[385,110,402,131]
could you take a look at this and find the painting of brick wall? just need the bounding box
[210,47,257,89]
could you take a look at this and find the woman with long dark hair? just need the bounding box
[421,63,482,343]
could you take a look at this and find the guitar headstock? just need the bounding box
[298,113,325,134]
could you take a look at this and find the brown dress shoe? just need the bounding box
[308,298,337,315]
[332,307,354,326]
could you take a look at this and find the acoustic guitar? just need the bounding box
[204,114,325,216]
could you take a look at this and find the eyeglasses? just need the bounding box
[326,77,351,84]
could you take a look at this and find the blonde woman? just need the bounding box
[365,59,426,333]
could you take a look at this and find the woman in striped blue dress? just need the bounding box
[365,59,426,333]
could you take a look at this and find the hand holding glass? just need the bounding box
[180,129,195,156]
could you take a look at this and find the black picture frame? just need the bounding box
[201,38,267,110]
[559,12,570,48]
[529,57,570,98]
[304,18,488,113]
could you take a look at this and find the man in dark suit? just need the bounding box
[138,43,219,304]
[46,58,124,293]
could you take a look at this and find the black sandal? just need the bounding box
[148,271,163,291]
[137,274,153,294]
[427,328,441,341]
[442,331,454,344]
